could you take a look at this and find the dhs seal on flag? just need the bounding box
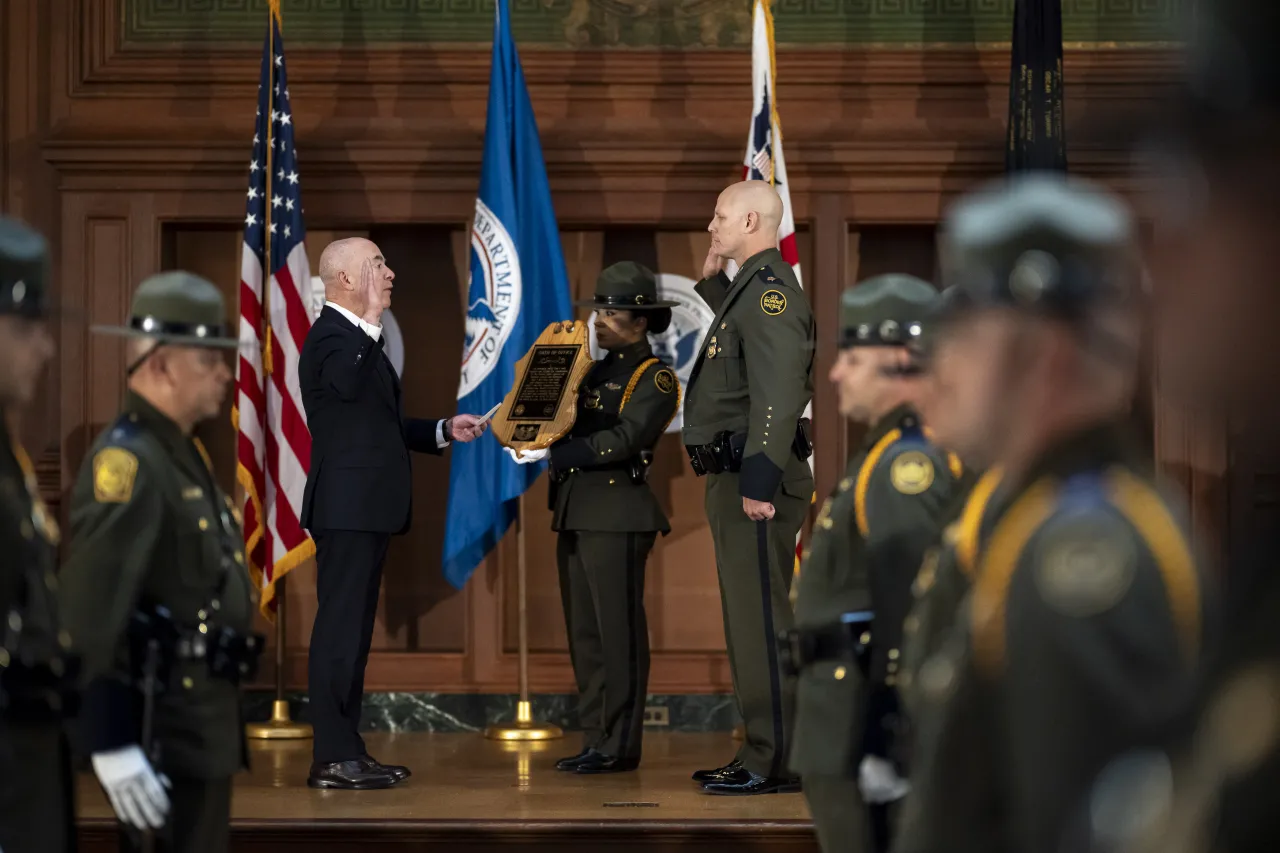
[588,272,712,434]
[460,199,523,398]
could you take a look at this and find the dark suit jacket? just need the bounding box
[299,305,444,534]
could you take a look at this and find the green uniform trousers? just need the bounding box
[706,470,807,779]
[118,775,232,853]
[557,530,656,760]
[805,774,870,853]
[0,723,74,853]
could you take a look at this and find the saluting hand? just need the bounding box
[742,497,775,522]
[702,245,725,280]
[359,258,387,327]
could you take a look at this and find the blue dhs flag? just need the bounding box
[442,0,572,589]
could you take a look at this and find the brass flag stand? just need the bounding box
[244,1,310,742]
[247,578,313,739]
[485,494,563,741]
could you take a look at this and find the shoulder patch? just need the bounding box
[1033,514,1138,618]
[654,368,676,394]
[93,447,139,504]
[760,289,787,316]
[890,450,935,495]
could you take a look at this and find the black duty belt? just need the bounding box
[553,450,654,485]
[0,654,82,722]
[686,418,812,477]
[779,610,874,676]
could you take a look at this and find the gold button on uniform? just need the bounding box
[834,666,847,681]
[182,677,194,690]
[198,518,209,531]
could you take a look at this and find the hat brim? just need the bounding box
[573,299,681,310]
[91,324,241,349]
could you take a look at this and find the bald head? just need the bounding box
[318,237,395,324]
[707,180,784,266]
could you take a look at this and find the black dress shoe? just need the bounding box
[307,760,398,790]
[691,758,743,783]
[575,752,640,775]
[699,766,801,796]
[555,748,596,772]
[362,753,411,782]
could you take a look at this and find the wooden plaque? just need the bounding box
[492,321,596,452]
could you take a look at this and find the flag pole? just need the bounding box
[247,0,310,742]
[485,491,563,741]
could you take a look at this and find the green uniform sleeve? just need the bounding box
[737,276,814,502]
[695,272,732,313]
[1001,508,1199,852]
[60,444,167,753]
[551,364,679,471]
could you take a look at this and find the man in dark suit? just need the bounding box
[299,237,487,790]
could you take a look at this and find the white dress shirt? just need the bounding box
[325,300,449,449]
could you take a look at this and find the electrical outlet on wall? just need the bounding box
[643,706,670,726]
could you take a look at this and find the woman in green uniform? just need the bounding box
[509,261,680,775]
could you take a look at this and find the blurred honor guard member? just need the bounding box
[896,174,1211,853]
[298,238,487,790]
[60,272,263,853]
[511,262,680,775]
[0,218,73,853]
[898,288,998,721]
[684,180,815,796]
[784,276,963,853]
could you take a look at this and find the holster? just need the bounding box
[778,610,874,677]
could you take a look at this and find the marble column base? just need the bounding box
[243,692,740,734]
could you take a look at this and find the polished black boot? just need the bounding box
[307,760,398,790]
[699,766,801,796]
[691,758,743,783]
[555,748,597,772]
[575,752,640,775]
[362,753,411,782]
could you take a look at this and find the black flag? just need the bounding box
[1006,0,1067,171]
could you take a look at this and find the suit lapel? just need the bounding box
[325,306,397,411]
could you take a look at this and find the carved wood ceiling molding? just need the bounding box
[52,0,1182,184]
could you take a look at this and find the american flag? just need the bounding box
[234,5,315,620]
[741,0,813,573]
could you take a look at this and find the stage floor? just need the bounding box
[77,732,817,852]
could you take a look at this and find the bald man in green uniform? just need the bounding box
[511,262,680,775]
[0,217,77,853]
[684,180,815,795]
[783,275,964,851]
[60,272,261,853]
[896,174,1213,853]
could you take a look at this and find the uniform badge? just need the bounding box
[760,290,787,316]
[1034,519,1137,617]
[706,336,719,358]
[93,447,138,504]
[584,390,602,410]
[890,451,935,495]
[654,368,676,394]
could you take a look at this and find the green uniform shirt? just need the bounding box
[60,392,255,780]
[0,421,67,689]
[898,467,996,721]
[683,248,815,502]
[789,405,962,777]
[549,340,678,533]
[898,423,1213,853]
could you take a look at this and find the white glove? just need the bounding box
[504,447,548,465]
[92,745,171,830]
[858,755,911,804]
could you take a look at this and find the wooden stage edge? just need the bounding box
[77,732,818,852]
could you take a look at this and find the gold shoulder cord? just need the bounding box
[193,437,215,474]
[619,358,660,411]
[854,429,903,538]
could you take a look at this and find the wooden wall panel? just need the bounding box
[10,0,1240,693]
